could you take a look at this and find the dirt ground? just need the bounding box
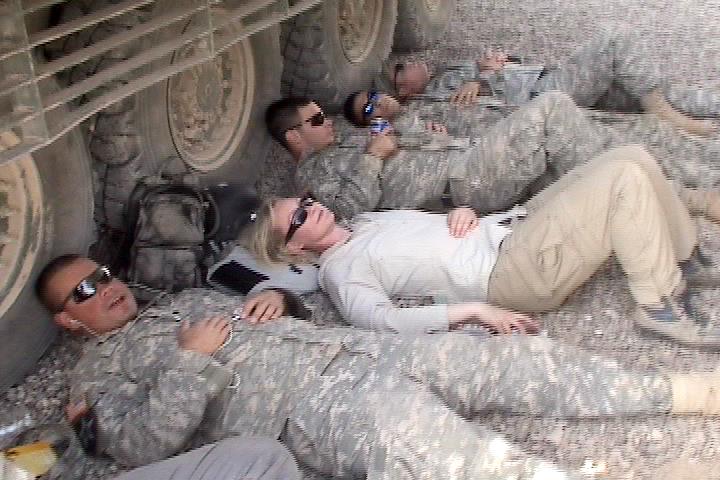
[4,0,720,478]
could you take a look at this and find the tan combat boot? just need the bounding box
[680,187,720,225]
[670,372,720,415]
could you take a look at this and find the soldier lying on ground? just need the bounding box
[267,92,720,220]
[34,254,720,479]
[372,27,719,136]
[243,145,720,346]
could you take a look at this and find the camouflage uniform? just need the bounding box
[378,28,720,118]
[532,27,720,117]
[72,289,673,479]
[298,91,720,219]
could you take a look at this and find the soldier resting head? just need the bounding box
[343,90,402,127]
[265,97,335,162]
[392,62,432,98]
[31,254,720,476]
[36,254,138,336]
[37,255,293,337]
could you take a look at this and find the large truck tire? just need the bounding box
[281,0,398,111]
[0,127,94,389]
[393,0,457,52]
[51,1,282,228]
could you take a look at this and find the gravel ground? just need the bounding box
[6,0,720,478]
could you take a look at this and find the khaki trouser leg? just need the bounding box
[489,145,696,311]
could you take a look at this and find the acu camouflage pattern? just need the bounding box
[301,27,718,217]
[531,27,720,117]
[71,288,673,478]
[298,87,720,220]
[385,27,720,118]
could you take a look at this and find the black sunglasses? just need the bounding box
[60,266,113,311]
[362,91,380,118]
[286,111,326,133]
[285,193,316,244]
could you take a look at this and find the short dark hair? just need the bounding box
[265,97,312,148]
[343,91,369,127]
[36,254,82,312]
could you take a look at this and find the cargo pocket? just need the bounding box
[500,216,583,311]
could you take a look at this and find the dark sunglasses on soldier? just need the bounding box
[61,266,113,311]
[363,91,380,118]
[286,112,326,132]
[285,193,316,244]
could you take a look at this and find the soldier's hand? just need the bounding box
[473,304,538,335]
[477,51,508,72]
[0,131,21,151]
[450,82,481,106]
[447,206,478,237]
[178,316,231,355]
[366,132,398,160]
[425,121,448,135]
[241,290,285,324]
[65,397,90,424]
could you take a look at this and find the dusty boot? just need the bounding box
[655,458,720,480]
[680,187,720,224]
[641,89,717,137]
[634,296,720,347]
[669,371,720,415]
[681,246,720,287]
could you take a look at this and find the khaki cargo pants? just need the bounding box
[488,144,697,310]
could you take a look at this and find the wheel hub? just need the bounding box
[168,38,254,172]
[339,0,382,63]
[0,156,43,318]
[424,0,442,12]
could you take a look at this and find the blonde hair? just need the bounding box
[239,197,316,266]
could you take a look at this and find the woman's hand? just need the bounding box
[447,206,478,238]
[448,303,540,335]
[241,289,286,324]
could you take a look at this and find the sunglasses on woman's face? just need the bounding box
[285,193,316,244]
[60,266,113,311]
[362,91,381,118]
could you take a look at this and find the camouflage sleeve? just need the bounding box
[299,150,385,220]
[86,349,233,466]
[425,60,481,98]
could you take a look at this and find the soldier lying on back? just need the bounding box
[269,93,720,222]
[36,254,720,479]
[376,27,720,136]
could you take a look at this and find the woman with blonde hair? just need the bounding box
[242,145,720,346]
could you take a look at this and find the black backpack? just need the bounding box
[121,173,262,293]
[124,176,215,292]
